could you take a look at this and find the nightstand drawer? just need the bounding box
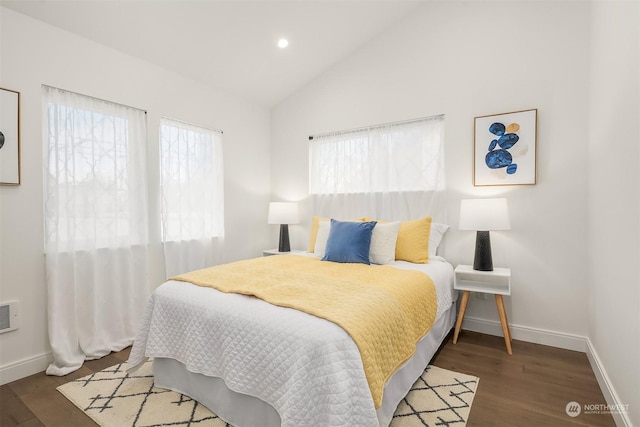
[263,249,304,257]
[454,265,511,295]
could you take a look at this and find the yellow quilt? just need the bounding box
[171,255,437,408]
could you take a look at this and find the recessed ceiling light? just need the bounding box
[278,38,289,49]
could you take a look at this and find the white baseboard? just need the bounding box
[586,339,633,427]
[461,316,587,352]
[0,352,52,385]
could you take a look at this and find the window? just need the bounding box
[43,86,148,251]
[309,116,445,195]
[159,118,224,242]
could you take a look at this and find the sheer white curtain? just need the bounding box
[42,86,150,375]
[309,115,447,222]
[159,118,224,278]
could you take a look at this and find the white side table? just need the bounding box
[452,264,513,355]
[263,249,304,257]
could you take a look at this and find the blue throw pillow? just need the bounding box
[322,219,377,264]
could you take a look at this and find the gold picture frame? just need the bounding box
[0,87,21,185]
[474,108,537,186]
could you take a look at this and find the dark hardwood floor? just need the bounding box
[431,331,615,427]
[1,331,615,426]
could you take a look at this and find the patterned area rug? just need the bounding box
[58,360,478,427]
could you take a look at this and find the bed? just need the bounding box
[127,218,456,427]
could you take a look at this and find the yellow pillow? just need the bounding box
[395,217,432,263]
[307,216,329,253]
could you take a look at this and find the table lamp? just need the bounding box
[459,198,510,271]
[268,202,299,252]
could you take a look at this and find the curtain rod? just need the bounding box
[161,116,223,135]
[42,84,148,114]
[308,114,444,140]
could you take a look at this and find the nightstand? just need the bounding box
[263,249,304,256]
[452,264,512,355]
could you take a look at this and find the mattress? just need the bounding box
[127,254,455,427]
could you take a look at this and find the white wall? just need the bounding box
[272,1,591,347]
[588,2,639,426]
[0,7,272,383]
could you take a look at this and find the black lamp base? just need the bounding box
[473,230,493,271]
[278,224,291,252]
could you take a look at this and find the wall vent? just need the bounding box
[0,301,20,334]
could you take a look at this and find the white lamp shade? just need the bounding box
[268,202,299,225]
[459,198,510,231]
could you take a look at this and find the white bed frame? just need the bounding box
[153,301,457,427]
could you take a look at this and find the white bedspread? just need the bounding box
[127,256,453,427]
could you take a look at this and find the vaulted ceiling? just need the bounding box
[1,1,423,107]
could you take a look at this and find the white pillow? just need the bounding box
[429,222,449,257]
[314,220,331,258]
[370,221,401,265]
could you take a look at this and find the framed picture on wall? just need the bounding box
[474,108,537,186]
[0,87,21,185]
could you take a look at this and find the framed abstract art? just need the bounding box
[474,109,537,186]
[0,87,21,185]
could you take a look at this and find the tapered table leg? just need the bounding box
[453,291,470,344]
[495,294,512,355]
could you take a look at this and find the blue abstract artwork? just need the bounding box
[0,87,21,185]
[485,122,520,175]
